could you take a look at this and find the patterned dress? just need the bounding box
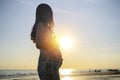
[38,48,62,80]
[35,23,63,80]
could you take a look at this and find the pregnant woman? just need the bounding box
[31,3,63,80]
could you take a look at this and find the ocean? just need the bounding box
[0,69,120,80]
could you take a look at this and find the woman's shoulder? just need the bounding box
[37,22,44,28]
[36,23,47,31]
[37,23,49,29]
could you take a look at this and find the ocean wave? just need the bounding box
[0,70,38,79]
[1,69,120,79]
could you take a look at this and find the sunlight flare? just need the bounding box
[59,37,74,49]
[60,69,73,75]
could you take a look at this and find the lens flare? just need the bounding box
[59,37,74,49]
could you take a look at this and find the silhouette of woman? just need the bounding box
[31,3,63,80]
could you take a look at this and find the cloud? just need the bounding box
[15,0,36,6]
[86,0,102,4]
[54,8,89,19]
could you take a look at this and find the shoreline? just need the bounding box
[0,69,120,79]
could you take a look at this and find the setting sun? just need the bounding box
[59,37,74,49]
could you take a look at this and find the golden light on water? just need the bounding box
[60,69,73,75]
[60,69,74,80]
[59,37,74,49]
[62,76,72,80]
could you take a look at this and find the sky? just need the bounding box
[0,0,120,70]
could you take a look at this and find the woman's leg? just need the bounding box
[44,61,60,80]
[38,55,47,80]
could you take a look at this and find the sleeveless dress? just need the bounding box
[38,48,62,80]
[36,23,63,80]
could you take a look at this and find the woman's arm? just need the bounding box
[35,23,58,49]
[35,23,46,49]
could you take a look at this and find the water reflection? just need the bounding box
[61,76,120,80]
[60,69,120,80]
[60,69,74,76]
[62,76,72,80]
[61,76,87,80]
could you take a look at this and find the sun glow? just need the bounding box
[59,37,74,49]
[60,69,73,76]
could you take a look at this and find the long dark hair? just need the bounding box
[31,3,54,42]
